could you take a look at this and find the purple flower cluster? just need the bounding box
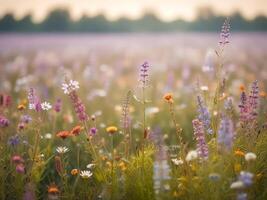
[238,171,254,187]
[69,90,88,122]
[53,98,62,113]
[218,115,234,150]
[28,88,41,112]
[8,134,20,146]
[196,95,212,134]
[20,115,32,124]
[192,119,209,159]
[238,80,259,123]
[139,61,149,87]
[0,94,12,108]
[219,18,230,46]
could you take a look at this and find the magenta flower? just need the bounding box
[0,115,9,127]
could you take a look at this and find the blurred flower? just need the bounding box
[139,61,150,87]
[171,158,184,166]
[44,133,52,139]
[238,171,254,187]
[89,127,98,136]
[219,18,230,47]
[192,119,209,159]
[23,183,36,200]
[56,146,69,154]
[16,164,25,174]
[20,115,32,124]
[61,80,79,94]
[41,101,52,110]
[185,150,198,162]
[106,126,118,134]
[163,93,173,103]
[235,150,245,157]
[28,88,41,112]
[237,192,247,200]
[80,170,93,179]
[56,131,71,139]
[0,94,12,108]
[245,152,256,162]
[86,163,95,169]
[71,169,79,176]
[200,86,209,91]
[8,135,20,147]
[230,181,244,189]
[70,125,84,136]
[53,99,62,113]
[0,115,9,127]
[47,183,59,194]
[196,96,212,134]
[247,80,259,121]
[218,115,234,150]
[12,155,24,164]
[17,104,26,110]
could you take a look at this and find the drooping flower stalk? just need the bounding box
[192,119,209,159]
[197,95,212,134]
[218,115,234,151]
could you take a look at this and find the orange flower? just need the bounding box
[163,93,173,103]
[259,91,267,98]
[47,183,59,194]
[56,131,71,139]
[235,150,245,157]
[71,169,79,176]
[106,126,118,134]
[239,85,245,92]
[17,104,26,110]
[70,125,84,136]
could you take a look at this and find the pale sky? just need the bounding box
[0,0,267,22]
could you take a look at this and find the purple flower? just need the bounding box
[0,115,9,127]
[139,61,150,87]
[239,91,248,122]
[8,134,20,146]
[192,119,209,159]
[219,18,230,47]
[218,115,234,150]
[28,88,41,112]
[248,80,259,121]
[54,98,62,113]
[238,171,254,187]
[89,127,98,136]
[196,95,212,134]
[23,183,36,200]
[16,164,25,174]
[20,115,32,124]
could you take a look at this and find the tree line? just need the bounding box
[0,8,266,32]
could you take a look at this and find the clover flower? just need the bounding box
[192,119,209,159]
[218,115,234,150]
[196,95,212,134]
[0,115,9,127]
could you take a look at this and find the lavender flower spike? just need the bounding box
[139,61,150,87]
[219,18,230,47]
[218,115,234,150]
[248,80,259,121]
[197,95,212,134]
[238,91,248,123]
[192,119,209,159]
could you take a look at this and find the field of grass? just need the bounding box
[0,20,267,200]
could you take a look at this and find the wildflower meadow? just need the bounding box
[0,19,267,200]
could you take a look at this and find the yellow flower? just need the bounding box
[235,150,245,157]
[17,104,26,110]
[71,169,79,176]
[106,161,112,168]
[118,161,127,171]
[47,183,60,194]
[106,126,118,134]
[163,93,173,103]
[234,163,242,173]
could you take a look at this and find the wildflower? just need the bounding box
[53,98,62,112]
[18,122,25,130]
[200,86,209,91]
[185,150,198,162]
[208,173,221,181]
[0,115,9,127]
[239,85,245,92]
[47,183,60,194]
[224,97,233,110]
[80,170,93,179]
[237,192,247,200]
[219,18,230,47]
[28,88,41,112]
[89,127,98,135]
[41,101,52,111]
[23,183,36,200]
[71,169,79,176]
[16,164,25,174]
[86,163,95,169]
[56,146,69,154]
[259,91,267,97]
[8,135,20,147]
[235,150,245,157]
[245,152,257,162]
[218,115,234,150]
[196,96,212,134]
[20,115,32,124]
[118,161,127,171]
[247,80,259,121]
[106,126,118,134]
[192,119,209,159]
[12,155,24,164]
[163,93,173,103]
[44,133,52,139]
[239,90,248,122]
[139,61,150,87]
[121,91,131,131]
[171,158,184,166]
[56,131,71,139]
[230,181,244,189]
[0,94,12,108]
[61,80,79,94]
[17,104,26,110]
[70,125,84,136]
[238,171,254,187]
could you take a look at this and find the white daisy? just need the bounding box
[86,163,95,169]
[185,150,198,162]
[61,83,70,94]
[69,80,79,90]
[171,158,184,165]
[80,170,93,179]
[245,152,257,162]
[44,133,52,139]
[56,146,69,154]
[41,101,52,110]
[230,181,244,189]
